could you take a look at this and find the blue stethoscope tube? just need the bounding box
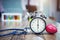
[0,29,27,37]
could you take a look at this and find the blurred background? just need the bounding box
[0,0,60,22]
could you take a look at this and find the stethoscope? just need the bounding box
[0,29,27,37]
[0,11,47,37]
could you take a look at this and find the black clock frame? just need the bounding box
[30,17,46,34]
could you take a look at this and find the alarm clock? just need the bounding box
[30,17,46,34]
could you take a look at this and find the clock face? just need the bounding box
[30,18,46,33]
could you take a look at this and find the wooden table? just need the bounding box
[0,34,56,40]
[0,18,60,40]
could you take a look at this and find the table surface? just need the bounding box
[0,18,60,40]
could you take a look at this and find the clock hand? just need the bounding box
[37,19,39,27]
[37,19,39,32]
